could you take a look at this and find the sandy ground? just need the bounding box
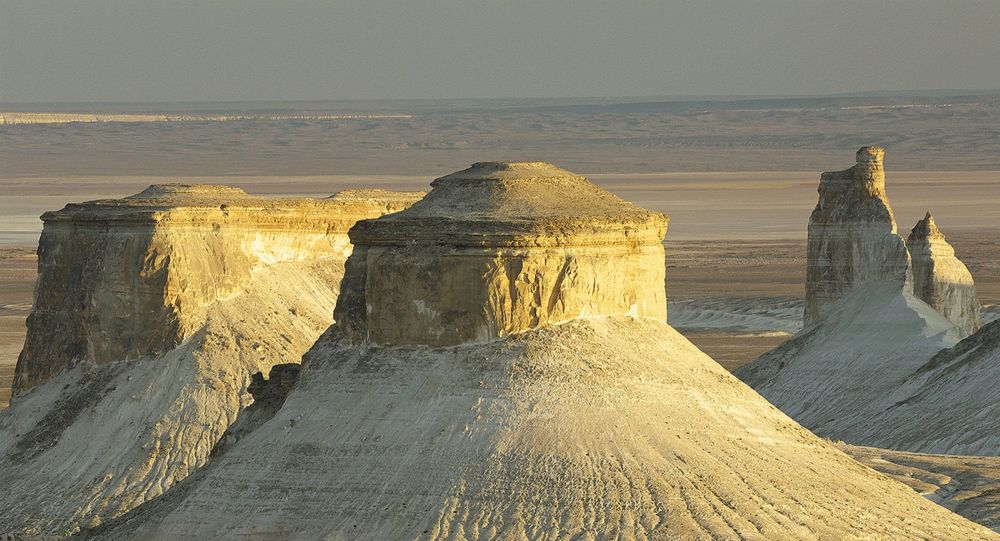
[843,444,1000,531]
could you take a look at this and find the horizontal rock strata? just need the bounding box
[13,185,421,394]
[336,162,669,346]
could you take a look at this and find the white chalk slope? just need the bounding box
[868,318,1000,455]
[97,318,993,540]
[735,280,977,453]
[0,259,340,537]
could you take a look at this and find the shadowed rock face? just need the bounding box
[804,146,911,325]
[909,212,981,335]
[13,185,422,395]
[336,162,669,346]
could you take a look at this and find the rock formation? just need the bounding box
[13,185,421,394]
[336,161,669,345]
[88,163,993,540]
[0,185,420,536]
[804,146,911,325]
[737,148,990,454]
[908,212,981,335]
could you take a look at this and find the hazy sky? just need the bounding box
[1,0,998,103]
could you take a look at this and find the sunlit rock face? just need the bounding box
[335,162,669,346]
[804,146,911,325]
[13,185,421,394]
[908,212,981,335]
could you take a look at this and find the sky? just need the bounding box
[1,0,999,103]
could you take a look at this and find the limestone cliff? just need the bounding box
[336,162,669,346]
[908,212,981,335]
[14,185,421,394]
[804,146,911,325]
[0,185,420,536]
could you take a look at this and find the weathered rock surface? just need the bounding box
[909,212,981,335]
[13,185,421,394]
[91,319,995,540]
[90,164,993,540]
[0,186,420,537]
[736,281,965,450]
[336,162,669,346]
[804,146,911,325]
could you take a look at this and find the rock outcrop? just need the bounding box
[13,185,421,394]
[909,212,981,335]
[336,161,669,345]
[91,164,993,540]
[0,185,420,536]
[804,146,911,325]
[737,148,990,455]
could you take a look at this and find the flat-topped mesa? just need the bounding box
[804,146,911,325]
[335,162,669,346]
[908,212,981,335]
[13,185,422,394]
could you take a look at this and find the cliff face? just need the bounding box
[804,146,911,325]
[14,185,421,394]
[0,186,420,536]
[908,212,981,335]
[336,162,669,346]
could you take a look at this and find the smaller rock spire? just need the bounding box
[908,212,981,335]
[908,212,944,241]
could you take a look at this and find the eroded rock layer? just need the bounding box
[0,186,420,537]
[13,185,421,394]
[909,212,981,335]
[336,162,669,346]
[804,146,911,325]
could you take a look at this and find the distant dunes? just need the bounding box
[0,112,412,125]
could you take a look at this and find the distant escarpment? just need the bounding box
[908,212,981,335]
[14,185,421,395]
[0,185,419,537]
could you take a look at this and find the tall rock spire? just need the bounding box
[804,146,911,325]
